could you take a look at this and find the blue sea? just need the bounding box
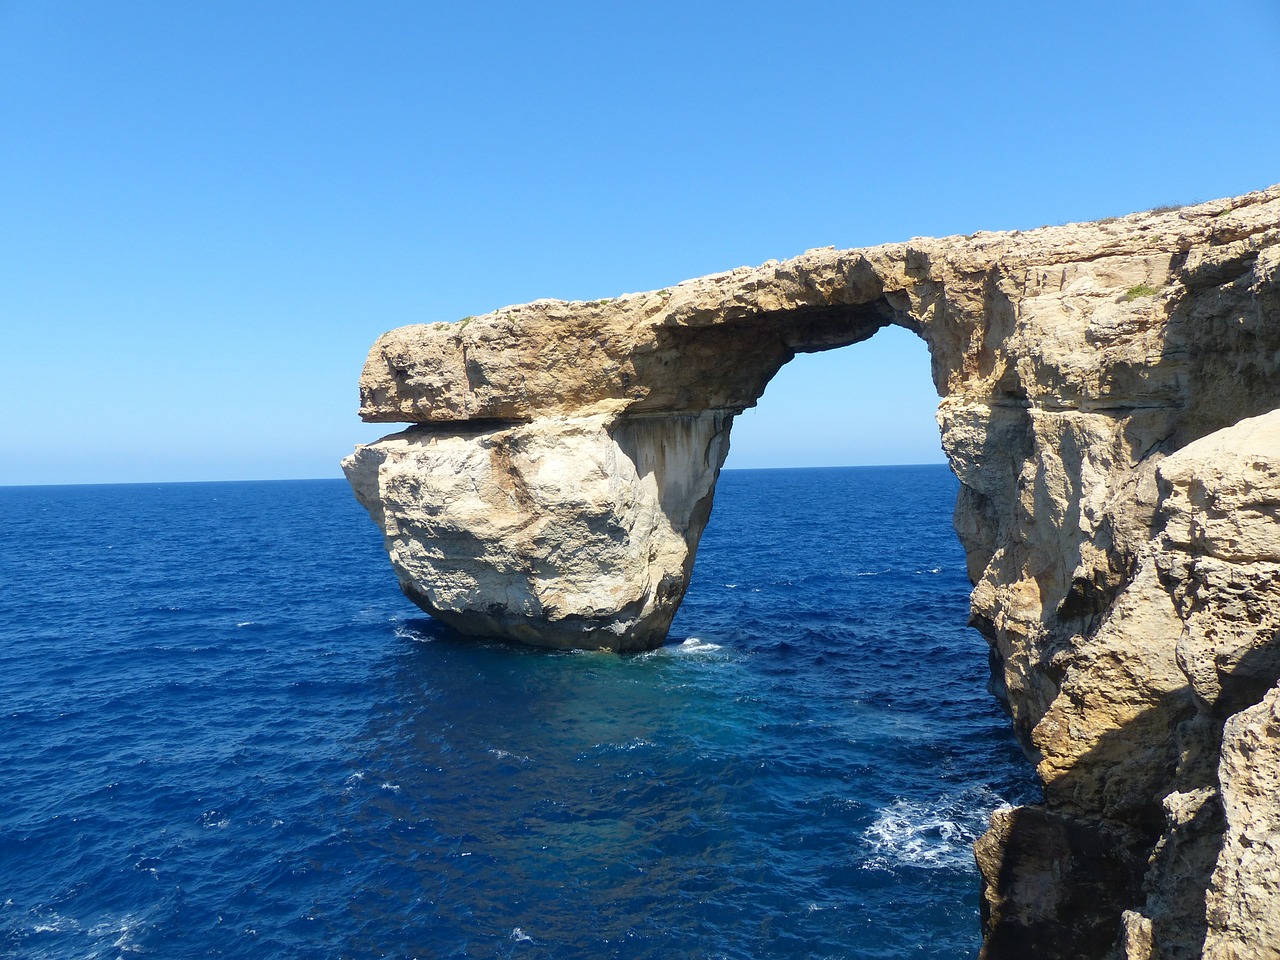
[1,465,1036,959]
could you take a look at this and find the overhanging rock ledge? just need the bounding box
[344,185,1280,959]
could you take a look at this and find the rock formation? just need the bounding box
[345,185,1280,958]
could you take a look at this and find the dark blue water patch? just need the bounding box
[0,469,1036,959]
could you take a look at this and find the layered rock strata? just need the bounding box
[345,185,1280,958]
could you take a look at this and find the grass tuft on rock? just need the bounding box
[1120,283,1160,302]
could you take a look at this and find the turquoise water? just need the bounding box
[0,466,1035,958]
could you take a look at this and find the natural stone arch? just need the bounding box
[344,187,1280,960]
[344,297,918,652]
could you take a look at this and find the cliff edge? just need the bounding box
[344,185,1280,958]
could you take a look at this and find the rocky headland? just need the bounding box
[344,185,1280,959]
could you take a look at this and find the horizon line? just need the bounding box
[0,459,952,490]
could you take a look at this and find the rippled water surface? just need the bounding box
[1,467,1035,959]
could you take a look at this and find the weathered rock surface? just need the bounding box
[1160,411,1280,960]
[344,412,730,650]
[1059,409,1280,960]
[1204,681,1280,960]
[344,185,1280,957]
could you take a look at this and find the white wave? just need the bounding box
[510,927,534,943]
[200,810,230,830]
[861,787,1011,871]
[32,913,80,934]
[133,858,160,878]
[674,637,721,654]
[393,624,432,643]
[633,637,724,660]
[379,782,401,793]
[89,913,146,952]
[488,748,533,763]
[26,911,147,953]
[593,737,654,752]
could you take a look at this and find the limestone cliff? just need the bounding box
[344,185,1280,958]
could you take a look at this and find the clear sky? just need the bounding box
[3,1,1278,485]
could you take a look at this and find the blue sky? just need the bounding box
[3,1,1278,484]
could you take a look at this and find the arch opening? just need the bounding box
[660,327,1039,953]
[725,324,944,470]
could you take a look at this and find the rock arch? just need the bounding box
[344,186,1280,959]
[344,297,911,651]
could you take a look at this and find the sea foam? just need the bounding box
[862,787,1012,870]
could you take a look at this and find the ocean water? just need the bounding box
[0,465,1036,959]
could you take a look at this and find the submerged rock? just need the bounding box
[345,185,1280,958]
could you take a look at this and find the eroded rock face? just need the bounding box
[1205,682,1280,960]
[344,412,731,651]
[1160,412,1280,960]
[344,185,1280,958]
[1004,409,1280,960]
